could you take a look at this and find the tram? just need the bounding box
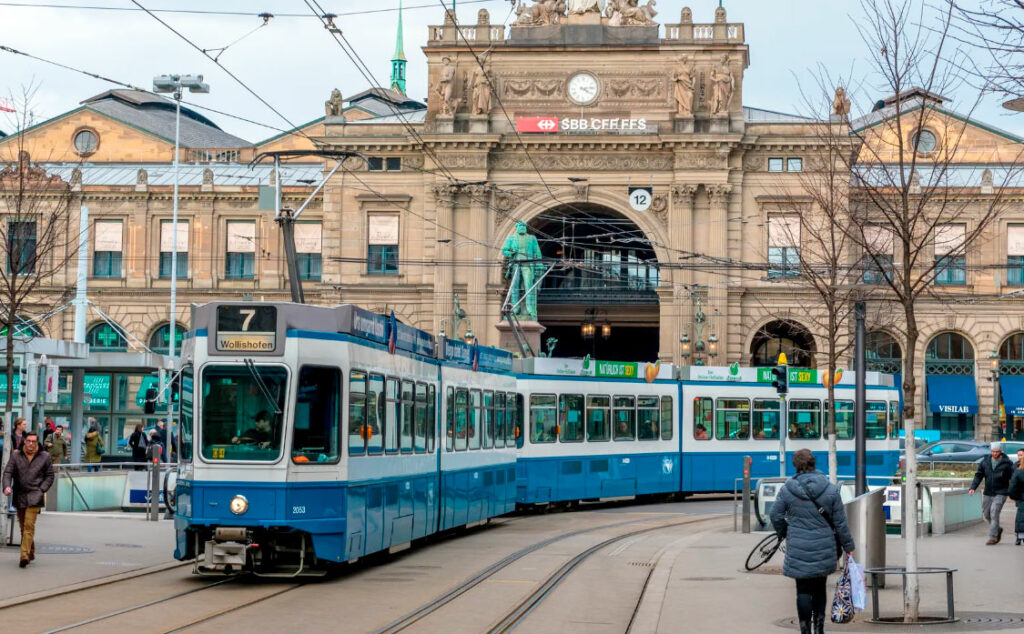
[172,302,516,575]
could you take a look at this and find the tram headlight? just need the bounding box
[229,495,249,515]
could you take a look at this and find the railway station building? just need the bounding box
[3,5,1024,442]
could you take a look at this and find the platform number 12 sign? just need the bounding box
[628,187,653,212]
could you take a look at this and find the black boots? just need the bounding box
[799,620,811,634]
[813,615,826,634]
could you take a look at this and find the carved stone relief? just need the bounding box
[491,153,673,171]
[513,0,567,26]
[742,153,766,172]
[706,183,732,205]
[499,73,668,104]
[650,193,668,224]
[671,183,698,204]
[674,151,729,170]
[435,153,488,170]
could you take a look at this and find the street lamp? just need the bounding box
[681,293,718,366]
[153,73,208,457]
[438,294,475,344]
[989,350,1002,441]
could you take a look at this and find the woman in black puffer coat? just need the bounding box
[1009,449,1024,545]
[770,449,856,634]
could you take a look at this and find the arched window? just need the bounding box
[865,331,902,374]
[86,323,127,351]
[999,333,1024,375]
[750,320,817,368]
[0,318,43,339]
[925,332,974,375]
[149,324,187,355]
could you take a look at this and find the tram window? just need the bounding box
[367,375,384,454]
[638,396,659,441]
[716,398,750,440]
[494,392,507,448]
[385,378,399,453]
[788,400,821,439]
[866,401,888,440]
[661,396,673,440]
[559,394,585,442]
[199,365,287,462]
[753,399,780,440]
[427,385,436,453]
[824,401,854,440]
[180,368,194,461]
[400,381,414,453]
[414,383,427,453]
[469,389,482,450]
[693,397,713,440]
[446,387,455,452]
[515,393,525,448]
[483,391,494,449]
[292,366,341,464]
[587,395,611,442]
[530,394,557,443]
[889,401,901,439]
[613,396,636,441]
[454,388,468,451]
[348,371,366,455]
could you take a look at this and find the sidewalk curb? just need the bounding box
[0,559,189,609]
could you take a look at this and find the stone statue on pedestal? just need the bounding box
[502,221,546,321]
[325,88,344,117]
[513,0,567,26]
[436,57,457,116]
[673,55,694,117]
[709,55,734,115]
[471,57,492,115]
[833,86,851,118]
[568,0,604,13]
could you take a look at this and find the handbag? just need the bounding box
[795,479,843,559]
[831,559,855,624]
[96,437,106,456]
[849,556,866,612]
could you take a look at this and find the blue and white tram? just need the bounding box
[679,366,901,492]
[173,302,516,575]
[514,358,679,506]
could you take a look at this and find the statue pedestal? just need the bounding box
[674,117,694,134]
[568,12,602,26]
[435,115,455,134]
[495,320,546,357]
[469,115,489,134]
[709,116,730,134]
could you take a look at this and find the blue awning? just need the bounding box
[926,375,978,415]
[1000,375,1024,417]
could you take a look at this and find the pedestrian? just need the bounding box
[11,417,28,454]
[45,425,68,465]
[157,419,168,449]
[83,422,103,472]
[128,424,147,469]
[148,429,164,463]
[969,441,1015,545]
[770,449,856,634]
[1008,449,1024,546]
[43,417,55,442]
[2,432,54,568]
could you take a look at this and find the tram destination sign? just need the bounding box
[216,305,277,352]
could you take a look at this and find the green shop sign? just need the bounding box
[595,361,639,379]
[756,367,819,385]
[83,374,111,409]
[0,372,21,405]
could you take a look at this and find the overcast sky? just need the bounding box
[2,0,1020,142]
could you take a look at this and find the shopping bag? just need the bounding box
[849,557,866,612]
[831,561,855,624]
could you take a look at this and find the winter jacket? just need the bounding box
[769,470,855,580]
[83,431,103,463]
[128,430,147,463]
[971,454,1014,496]
[2,450,54,508]
[1009,468,1024,534]
[45,433,68,464]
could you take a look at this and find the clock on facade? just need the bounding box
[567,72,599,105]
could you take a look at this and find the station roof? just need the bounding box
[39,163,323,187]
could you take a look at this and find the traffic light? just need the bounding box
[771,353,789,395]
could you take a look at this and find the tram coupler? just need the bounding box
[200,527,249,572]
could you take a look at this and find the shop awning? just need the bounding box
[926,374,978,415]
[1000,375,1024,417]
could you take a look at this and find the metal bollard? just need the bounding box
[147,445,160,521]
[741,455,752,533]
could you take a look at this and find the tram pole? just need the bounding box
[779,396,788,477]
[854,301,867,495]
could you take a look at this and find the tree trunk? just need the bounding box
[1,324,15,541]
[903,310,920,622]
[827,367,838,484]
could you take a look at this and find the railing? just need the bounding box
[429,23,505,44]
[427,22,742,45]
[663,22,744,43]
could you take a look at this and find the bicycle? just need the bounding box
[745,532,785,571]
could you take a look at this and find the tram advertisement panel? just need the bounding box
[216,305,277,352]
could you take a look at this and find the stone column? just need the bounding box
[432,184,457,332]
[465,184,491,344]
[670,184,698,364]
[706,183,732,360]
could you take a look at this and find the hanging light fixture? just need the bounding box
[680,333,691,358]
[708,332,719,358]
[601,321,612,340]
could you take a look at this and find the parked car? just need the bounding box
[913,440,991,467]
[1002,441,1023,464]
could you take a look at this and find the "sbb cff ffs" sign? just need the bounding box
[516,117,560,133]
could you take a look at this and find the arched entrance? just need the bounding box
[866,331,903,375]
[750,320,817,368]
[998,332,1024,440]
[529,205,660,361]
[924,332,977,440]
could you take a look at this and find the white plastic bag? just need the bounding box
[849,557,866,612]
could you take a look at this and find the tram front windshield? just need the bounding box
[200,365,288,461]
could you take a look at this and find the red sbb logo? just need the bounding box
[516,117,560,133]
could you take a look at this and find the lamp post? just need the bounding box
[438,294,475,344]
[153,74,208,462]
[680,294,718,366]
[989,350,1002,441]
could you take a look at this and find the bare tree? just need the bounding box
[837,0,1020,620]
[954,0,1024,102]
[0,85,77,538]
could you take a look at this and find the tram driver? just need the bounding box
[232,411,274,449]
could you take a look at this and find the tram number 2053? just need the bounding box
[292,506,306,515]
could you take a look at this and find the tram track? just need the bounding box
[375,513,721,634]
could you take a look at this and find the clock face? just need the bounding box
[567,73,599,105]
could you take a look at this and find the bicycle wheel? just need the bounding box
[744,533,782,571]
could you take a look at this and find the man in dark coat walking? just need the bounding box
[970,442,1015,545]
[1008,448,1024,546]
[2,432,54,567]
[771,449,855,634]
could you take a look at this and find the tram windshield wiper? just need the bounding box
[244,358,282,414]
